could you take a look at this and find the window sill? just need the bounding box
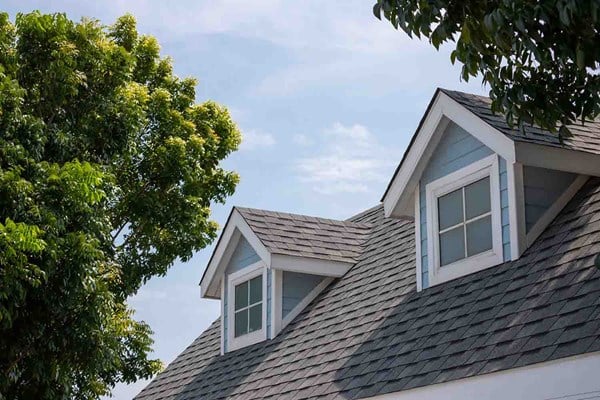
[429,249,503,287]
[228,327,267,352]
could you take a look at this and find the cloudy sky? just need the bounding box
[4,1,487,398]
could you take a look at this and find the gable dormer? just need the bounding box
[200,207,370,353]
[383,89,598,290]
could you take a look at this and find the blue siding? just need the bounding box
[282,271,323,318]
[523,166,575,232]
[499,158,511,261]
[420,122,494,184]
[419,122,500,289]
[226,236,260,274]
[223,236,262,352]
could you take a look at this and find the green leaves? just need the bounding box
[0,11,240,399]
[374,0,600,136]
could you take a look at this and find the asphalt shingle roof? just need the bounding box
[236,207,371,264]
[442,89,600,155]
[135,178,600,400]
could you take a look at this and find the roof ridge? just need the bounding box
[234,206,372,227]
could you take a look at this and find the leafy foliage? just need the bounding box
[374,0,600,135]
[0,11,240,399]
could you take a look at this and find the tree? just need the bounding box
[0,11,240,399]
[373,0,600,136]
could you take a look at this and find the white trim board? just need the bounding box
[359,351,600,400]
[383,91,516,219]
[270,269,283,338]
[270,254,351,277]
[515,142,600,177]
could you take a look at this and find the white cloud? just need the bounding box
[240,129,276,151]
[295,122,395,194]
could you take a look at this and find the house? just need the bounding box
[135,89,600,400]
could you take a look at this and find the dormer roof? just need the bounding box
[200,207,371,298]
[236,207,371,264]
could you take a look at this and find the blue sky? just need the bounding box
[5,1,487,398]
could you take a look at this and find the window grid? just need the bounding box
[438,179,491,264]
[234,277,262,337]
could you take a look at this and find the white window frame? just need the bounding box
[226,261,267,352]
[426,154,503,286]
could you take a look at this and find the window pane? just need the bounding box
[248,304,262,333]
[465,177,491,220]
[249,276,262,305]
[466,215,493,256]
[234,281,248,310]
[440,226,465,266]
[234,310,248,337]
[438,188,463,230]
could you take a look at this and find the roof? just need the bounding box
[236,207,371,264]
[135,178,600,400]
[381,88,600,201]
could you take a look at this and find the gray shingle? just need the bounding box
[136,179,600,400]
[236,207,371,264]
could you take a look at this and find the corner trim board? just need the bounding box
[414,184,423,292]
[507,161,527,259]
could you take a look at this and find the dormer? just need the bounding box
[200,207,370,353]
[383,89,599,290]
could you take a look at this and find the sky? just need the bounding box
[4,2,488,398]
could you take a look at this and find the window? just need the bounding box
[226,261,266,351]
[234,276,262,337]
[438,177,492,266]
[426,155,503,286]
